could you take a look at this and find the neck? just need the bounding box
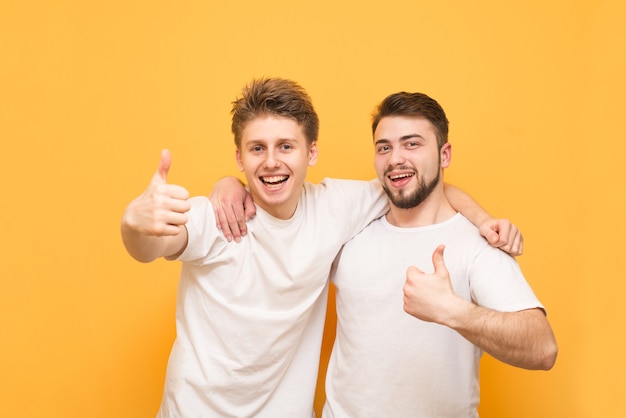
[262,205,297,220]
[254,194,300,221]
[385,186,456,227]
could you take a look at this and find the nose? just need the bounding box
[263,149,280,168]
[388,147,405,166]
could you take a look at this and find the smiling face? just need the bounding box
[374,115,450,209]
[236,115,318,220]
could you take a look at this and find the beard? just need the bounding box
[382,168,441,209]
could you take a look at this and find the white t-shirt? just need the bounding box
[157,178,387,418]
[323,213,543,418]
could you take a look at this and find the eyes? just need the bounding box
[376,141,420,154]
[376,144,392,153]
[249,143,294,153]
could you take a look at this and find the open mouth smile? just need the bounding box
[261,175,289,186]
[388,172,415,183]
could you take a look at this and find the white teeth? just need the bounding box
[389,173,414,180]
[262,176,288,184]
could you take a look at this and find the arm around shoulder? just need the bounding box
[444,183,490,226]
[209,176,256,243]
[444,183,523,256]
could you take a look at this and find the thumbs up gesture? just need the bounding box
[121,149,192,262]
[123,149,191,237]
[403,245,462,325]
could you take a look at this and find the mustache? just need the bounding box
[384,165,416,176]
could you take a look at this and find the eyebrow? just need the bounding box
[245,137,298,145]
[375,133,423,145]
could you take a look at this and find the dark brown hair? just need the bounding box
[372,92,449,148]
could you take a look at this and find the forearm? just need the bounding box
[447,302,558,370]
[444,183,492,226]
[121,225,170,263]
[120,211,188,263]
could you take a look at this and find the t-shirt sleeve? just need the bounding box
[469,247,545,313]
[173,196,227,263]
[318,177,389,238]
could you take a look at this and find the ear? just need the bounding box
[308,142,319,166]
[440,142,452,168]
[235,149,244,172]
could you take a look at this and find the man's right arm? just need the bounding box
[121,149,191,263]
[403,245,558,370]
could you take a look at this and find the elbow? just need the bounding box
[125,247,159,264]
[536,340,559,371]
[529,310,558,371]
[134,255,157,264]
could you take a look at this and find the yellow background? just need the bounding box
[1,0,624,417]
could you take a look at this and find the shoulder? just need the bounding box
[187,195,212,216]
[452,215,518,261]
[177,196,230,262]
[305,177,379,193]
[303,178,383,204]
[447,214,487,242]
[184,196,217,233]
[439,215,493,263]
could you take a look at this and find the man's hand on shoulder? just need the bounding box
[479,218,523,256]
[209,177,256,243]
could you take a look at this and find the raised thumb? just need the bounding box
[431,244,447,273]
[152,149,172,184]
